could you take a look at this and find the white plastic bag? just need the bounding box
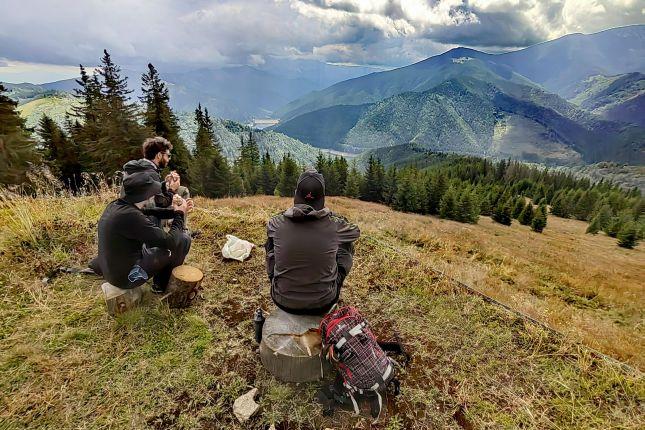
[221,234,255,261]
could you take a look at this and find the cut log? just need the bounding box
[101,282,142,316]
[163,265,204,308]
[259,308,331,382]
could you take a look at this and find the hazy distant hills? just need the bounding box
[570,72,645,127]
[275,26,645,165]
[4,57,381,121]
[13,94,323,166]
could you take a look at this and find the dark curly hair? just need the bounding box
[142,136,173,160]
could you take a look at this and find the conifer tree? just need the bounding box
[439,187,457,220]
[236,131,261,194]
[276,153,300,197]
[38,114,82,190]
[74,50,146,177]
[518,202,534,226]
[189,105,230,197]
[617,222,638,249]
[550,191,569,218]
[140,63,191,179]
[512,197,525,219]
[361,155,384,202]
[427,173,447,214]
[479,193,493,216]
[393,171,419,212]
[531,205,547,233]
[344,161,362,198]
[492,198,512,226]
[0,84,39,185]
[259,151,277,195]
[383,166,398,204]
[333,156,348,195]
[457,189,479,224]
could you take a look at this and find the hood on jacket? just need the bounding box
[123,159,159,175]
[284,204,330,220]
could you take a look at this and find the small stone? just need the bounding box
[269,425,276,430]
[41,277,49,285]
[233,388,260,423]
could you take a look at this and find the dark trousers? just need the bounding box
[134,233,192,289]
[89,232,191,290]
[274,270,346,316]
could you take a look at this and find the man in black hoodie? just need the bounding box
[93,171,192,291]
[265,168,360,315]
[121,136,175,211]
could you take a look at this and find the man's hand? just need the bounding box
[186,198,194,213]
[173,196,188,214]
[165,171,181,192]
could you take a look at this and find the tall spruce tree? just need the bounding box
[259,151,278,195]
[531,205,548,233]
[189,105,230,197]
[0,84,39,185]
[439,187,458,220]
[427,173,447,214]
[492,198,512,226]
[457,189,479,224]
[512,197,525,219]
[276,153,300,197]
[344,162,362,198]
[361,155,384,202]
[383,166,398,204]
[38,114,82,190]
[617,222,639,249]
[74,50,146,177]
[140,63,191,180]
[518,202,534,226]
[393,170,419,212]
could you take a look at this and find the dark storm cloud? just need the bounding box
[0,0,642,70]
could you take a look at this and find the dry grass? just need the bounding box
[375,207,645,368]
[0,194,643,429]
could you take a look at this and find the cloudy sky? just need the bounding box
[1,0,643,83]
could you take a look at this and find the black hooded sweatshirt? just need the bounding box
[265,204,360,311]
[120,159,173,208]
[95,199,185,288]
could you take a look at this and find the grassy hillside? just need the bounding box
[273,104,372,150]
[0,193,643,429]
[570,73,645,127]
[16,94,78,130]
[287,79,643,164]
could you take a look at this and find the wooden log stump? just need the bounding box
[163,265,204,308]
[101,282,142,316]
[259,308,331,383]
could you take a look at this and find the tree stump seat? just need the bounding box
[101,282,142,316]
[259,307,331,382]
[162,265,204,308]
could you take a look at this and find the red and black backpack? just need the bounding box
[319,306,407,419]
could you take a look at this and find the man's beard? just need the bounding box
[158,158,169,169]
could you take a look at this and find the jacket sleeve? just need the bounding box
[121,210,185,249]
[142,207,177,220]
[154,181,174,208]
[333,215,361,276]
[265,218,278,282]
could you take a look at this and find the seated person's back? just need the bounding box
[266,169,360,315]
[95,171,191,290]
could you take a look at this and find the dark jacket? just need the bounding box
[120,159,173,208]
[265,204,360,311]
[96,199,185,288]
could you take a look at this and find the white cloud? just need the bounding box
[0,0,642,73]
